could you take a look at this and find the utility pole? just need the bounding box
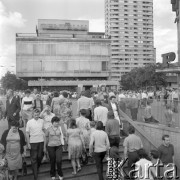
[40,60,43,92]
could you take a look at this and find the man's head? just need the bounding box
[36,94,41,100]
[95,99,102,107]
[33,88,38,94]
[128,126,135,134]
[80,109,87,117]
[33,109,40,119]
[7,89,13,98]
[162,134,170,146]
[101,85,106,92]
[108,111,114,119]
[150,150,159,160]
[109,96,116,103]
[25,89,31,97]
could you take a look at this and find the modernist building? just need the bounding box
[105,0,155,81]
[16,19,118,90]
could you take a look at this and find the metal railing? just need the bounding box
[121,98,180,128]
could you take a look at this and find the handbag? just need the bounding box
[22,157,27,176]
[80,150,88,165]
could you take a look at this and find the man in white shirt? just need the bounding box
[94,99,108,130]
[26,109,46,180]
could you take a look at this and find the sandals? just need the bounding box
[77,167,81,172]
[72,172,76,175]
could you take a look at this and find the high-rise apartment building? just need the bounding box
[105,0,155,81]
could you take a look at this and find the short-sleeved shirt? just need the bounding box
[22,96,34,110]
[123,134,143,152]
[135,158,153,180]
[94,106,108,126]
[26,118,44,143]
[158,144,174,164]
[46,126,64,147]
[89,130,110,153]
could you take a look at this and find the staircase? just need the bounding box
[18,141,125,180]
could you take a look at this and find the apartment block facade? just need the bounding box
[105,0,155,81]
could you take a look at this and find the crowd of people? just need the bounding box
[0,86,178,180]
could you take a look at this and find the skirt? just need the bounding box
[6,141,22,170]
[68,138,83,159]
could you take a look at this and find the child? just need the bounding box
[164,104,174,127]
[0,143,8,180]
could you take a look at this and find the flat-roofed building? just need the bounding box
[16,19,118,90]
[105,0,155,81]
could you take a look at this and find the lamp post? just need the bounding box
[40,60,43,92]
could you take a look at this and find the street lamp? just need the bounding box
[40,60,43,92]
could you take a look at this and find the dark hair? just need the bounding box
[109,96,116,100]
[51,116,60,124]
[25,89,31,94]
[69,119,77,129]
[80,109,87,116]
[11,121,19,127]
[54,91,59,97]
[33,108,40,113]
[96,121,103,130]
[95,99,102,106]
[62,91,68,98]
[162,134,169,140]
[128,126,135,134]
[108,111,114,119]
[137,149,148,159]
[81,91,86,96]
[150,150,159,159]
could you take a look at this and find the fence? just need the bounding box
[122,98,180,128]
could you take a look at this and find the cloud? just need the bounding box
[153,0,177,62]
[0,1,26,77]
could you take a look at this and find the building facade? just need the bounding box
[16,19,118,90]
[105,0,155,81]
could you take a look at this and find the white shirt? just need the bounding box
[26,118,44,143]
[135,158,154,180]
[111,102,120,124]
[172,91,179,99]
[118,94,126,101]
[22,96,34,110]
[94,106,108,126]
[142,93,148,99]
[89,130,110,153]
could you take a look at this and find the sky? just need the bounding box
[0,0,178,78]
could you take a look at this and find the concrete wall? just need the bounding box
[16,39,110,78]
[135,122,180,168]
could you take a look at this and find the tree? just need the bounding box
[0,71,28,91]
[120,64,167,90]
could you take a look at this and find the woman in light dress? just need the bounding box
[66,119,85,175]
[76,109,90,148]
